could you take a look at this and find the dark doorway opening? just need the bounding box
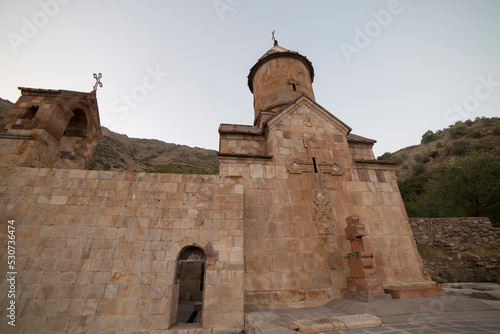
[175,246,206,325]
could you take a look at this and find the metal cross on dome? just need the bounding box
[93,73,103,91]
[272,30,278,45]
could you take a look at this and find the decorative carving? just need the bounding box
[287,156,343,235]
[287,159,313,174]
[313,191,335,235]
[287,158,344,176]
[303,135,319,148]
[303,114,314,127]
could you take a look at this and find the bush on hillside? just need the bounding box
[377,152,392,160]
[421,130,440,144]
[450,140,474,156]
[449,124,467,138]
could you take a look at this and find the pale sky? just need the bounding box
[1,0,499,157]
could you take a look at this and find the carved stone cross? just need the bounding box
[286,133,344,235]
[93,73,103,91]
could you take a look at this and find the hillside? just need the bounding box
[90,127,218,174]
[0,98,218,174]
[380,117,500,226]
[378,117,500,180]
[1,96,498,178]
[0,97,13,121]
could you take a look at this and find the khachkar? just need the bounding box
[218,41,443,308]
[344,215,391,301]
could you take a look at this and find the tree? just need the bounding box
[440,153,500,217]
[421,130,439,144]
[400,153,500,226]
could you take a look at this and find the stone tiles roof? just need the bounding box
[346,133,377,144]
[219,124,263,135]
[18,87,96,98]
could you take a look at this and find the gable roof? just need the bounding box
[263,95,352,135]
[219,95,377,144]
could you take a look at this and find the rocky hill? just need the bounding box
[378,117,500,180]
[0,98,218,174]
[90,127,218,174]
[0,97,13,121]
[1,96,498,177]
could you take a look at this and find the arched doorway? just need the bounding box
[174,246,206,325]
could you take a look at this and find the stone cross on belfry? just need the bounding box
[93,73,103,91]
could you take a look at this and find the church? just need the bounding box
[0,41,442,333]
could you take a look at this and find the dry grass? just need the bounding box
[466,245,500,257]
[418,246,450,260]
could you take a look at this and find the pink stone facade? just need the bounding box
[219,97,434,309]
[0,42,439,333]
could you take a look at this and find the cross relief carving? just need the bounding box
[287,132,344,235]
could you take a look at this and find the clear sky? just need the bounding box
[1,0,499,157]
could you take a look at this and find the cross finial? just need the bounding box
[272,30,278,46]
[93,73,103,91]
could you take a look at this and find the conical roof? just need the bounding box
[247,42,315,93]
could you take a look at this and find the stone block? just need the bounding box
[384,285,444,299]
[290,313,382,333]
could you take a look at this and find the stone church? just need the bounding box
[0,42,442,333]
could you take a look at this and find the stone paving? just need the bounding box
[268,295,500,334]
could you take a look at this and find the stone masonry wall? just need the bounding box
[0,167,245,333]
[410,217,500,283]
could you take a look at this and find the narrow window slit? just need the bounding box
[292,83,296,91]
[312,157,318,173]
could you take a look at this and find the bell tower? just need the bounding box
[0,87,102,169]
[247,40,315,125]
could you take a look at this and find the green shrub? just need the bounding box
[392,155,404,163]
[429,150,439,158]
[421,130,439,144]
[466,130,482,138]
[377,152,392,160]
[415,155,430,164]
[480,117,498,126]
[464,119,473,126]
[450,139,474,156]
[412,163,425,175]
[492,127,500,136]
[449,124,467,138]
[436,142,443,149]
[415,151,439,164]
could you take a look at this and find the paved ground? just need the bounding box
[268,294,500,334]
[177,300,201,323]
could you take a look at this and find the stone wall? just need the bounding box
[410,218,500,283]
[0,167,245,333]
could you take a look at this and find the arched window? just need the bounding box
[63,108,87,137]
[23,105,39,120]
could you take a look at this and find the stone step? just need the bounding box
[384,286,444,299]
[289,313,382,333]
